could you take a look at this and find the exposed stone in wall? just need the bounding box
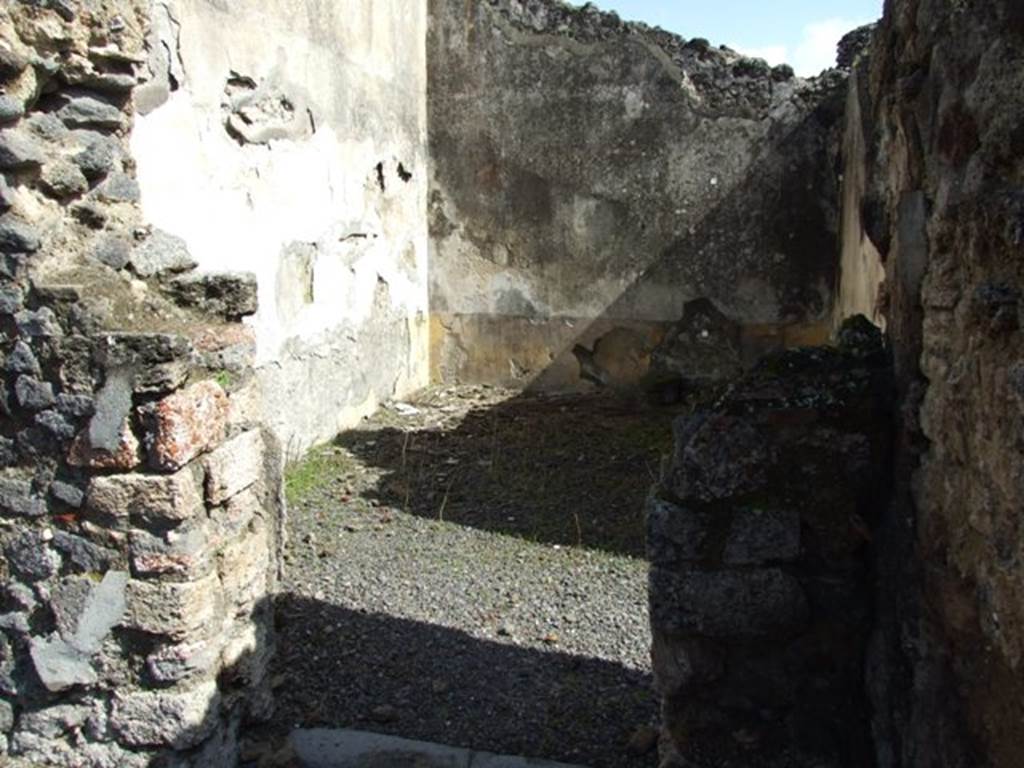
[1,3,281,765]
[648,316,891,768]
[835,2,1024,765]
[428,0,846,390]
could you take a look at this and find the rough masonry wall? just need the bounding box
[836,1,1024,765]
[132,0,430,453]
[427,0,845,390]
[647,318,891,768]
[2,3,281,765]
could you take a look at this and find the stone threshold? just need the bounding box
[290,729,589,768]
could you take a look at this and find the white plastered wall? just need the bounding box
[132,0,430,454]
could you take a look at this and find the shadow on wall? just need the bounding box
[333,390,688,558]
[547,103,840,392]
[431,90,844,393]
[268,595,658,768]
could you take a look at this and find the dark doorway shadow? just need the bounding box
[268,593,659,768]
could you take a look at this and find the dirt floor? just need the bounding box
[268,386,686,768]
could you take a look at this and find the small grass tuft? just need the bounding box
[285,446,351,505]
[214,370,235,390]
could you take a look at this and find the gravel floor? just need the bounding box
[269,386,683,768]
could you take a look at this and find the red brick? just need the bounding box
[146,381,228,471]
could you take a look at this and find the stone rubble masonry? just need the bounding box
[110,680,221,750]
[647,318,891,768]
[0,3,280,766]
[836,2,1024,765]
[204,429,265,506]
[124,573,224,642]
[67,419,142,471]
[87,467,205,525]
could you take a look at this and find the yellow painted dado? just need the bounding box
[431,313,835,391]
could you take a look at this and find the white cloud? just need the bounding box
[737,17,874,78]
[736,44,789,67]
[792,17,868,76]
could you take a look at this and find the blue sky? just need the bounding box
[579,1,883,76]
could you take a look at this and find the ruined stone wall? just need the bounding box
[132,0,430,454]
[647,319,891,768]
[1,3,281,765]
[835,1,1024,765]
[427,0,845,390]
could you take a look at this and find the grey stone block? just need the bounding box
[98,331,193,367]
[0,130,45,170]
[123,573,222,640]
[56,393,95,420]
[651,630,724,696]
[0,476,47,518]
[0,214,41,253]
[111,680,220,749]
[56,93,125,130]
[0,285,21,314]
[0,612,30,635]
[129,228,198,277]
[0,175,12,213]
[6,530,61,580]
[166,271,259,319]
[15,307,62,337]
[87,468,204,524]
[15,703,92,739]
[129,520,215,579]
[52,531,119,572]
[72,570,129,653]
[40,160,89,199]
[4,583,36,614]
[0,437,14,468]
[668,413,774,503]
[649,567,808,638]
[0,96,22,125]
[145,638,220,684]
[70,199,108,228]
[72,131,120,178]
[25,113,68,142]
[0,45,28,80]
[50,480,85,507]
[29,636,98,692]
[92,234,132,269]
[204,429,264,504]
[87,366,132,452]
[10,734,150,768]
[31,571,128,692]
[65,70,137,93]
[645,494,712,565]
[723,508,801,565]
[51,577,93,640]
[15,375,56,410]
[5,340,40,375]
[93,172,140,203]
[132,359,190,394]
[35,409,76,440]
